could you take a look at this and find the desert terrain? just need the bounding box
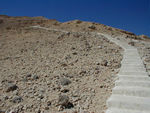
[0,15,150,113]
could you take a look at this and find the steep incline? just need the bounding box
[31,26,150,113]
[101,34,150,113]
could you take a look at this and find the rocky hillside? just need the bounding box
[0,15,150,113]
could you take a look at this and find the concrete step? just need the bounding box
[106,108,150,113]
[121,65,145,69]
[119,71,148,76]
[124,50,138,52]
[123,59,142,61]
[123,55,141,57]
[123,56,141,60]
[121,61,143,64]
[121,60,143,64]
[120,67,146,71]
[124,55,140,57]
[122,63,144,66]
[107,95,150,111]
[117,75,150,81]
[123,56,140,58]
[116,80,150,88]
[122,59,142,61]
[120,66,146,71]
[122,60,142,63]
[124,52,139,54]
[119,70,146,73]
[113,86,150,97]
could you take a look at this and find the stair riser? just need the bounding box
[121,65,144,67]
[115,82,150,88]
[119,72,148,76]
[121,62,143,65]
[107,100,150,111]
[106,109,150,113]
[120,68,146,72]
[113,89,150,97]
[118,77,150,81]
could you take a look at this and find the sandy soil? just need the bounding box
[0,28,123,113]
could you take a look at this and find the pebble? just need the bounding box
[6,83,18,92]
[12,96,23,103]
[58,95,69,107]
[101,60,108,66]
[32,75,39,80]
[60,78,71,86]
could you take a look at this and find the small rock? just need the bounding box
[88,25,96,30]
[58,95,74,109]
[47,101,51,106]
[32,75,39,80]
[60,78,71,86]
[101,60,108,66]
[61,88,69,93]
[58,95,69,106]
[3,95,9,100]
[72,52,78,55]
[12,96,23,103]
[100,85,104,88]
[128,41,135,46]
[38,94,44,99]
[79,70,86,75]
[6,83,18,92]
[44,106,49,110]
[26,74,32,78]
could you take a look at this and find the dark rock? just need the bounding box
[79,70,86,75]
[58,95,69,106]
[47,101,51,106]
[32,75,39,80]
[100,85,104,88]
[61,89,69,93]
[101,60,108,66]
[26,74,32,78]
[71,47,76,50]
[12,96,23,103]
[38,94,44,99]
[65,102,74,109]
[72,52,78,55]
[44,106,49,110]
[3,95,8,100]
[88,25,96,30]
[61,63,68,67]
[128,41,135,46]
[60,78,71,86]
[6,83,18,92]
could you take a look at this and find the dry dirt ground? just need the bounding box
[1,15,150,113]
[0,27,123,113]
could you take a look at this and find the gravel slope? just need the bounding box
[0,28,123,113]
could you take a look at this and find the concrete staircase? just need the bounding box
[99,34,150,113]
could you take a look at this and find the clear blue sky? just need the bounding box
[0,0,150,36]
